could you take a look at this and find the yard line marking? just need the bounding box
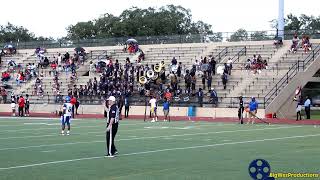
[41,150,56,153]
[0,126,302,151]
[0,125,210,140]
[0,122,149,133]
[0,133,319,170]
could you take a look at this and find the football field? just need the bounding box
[0,117,319,180]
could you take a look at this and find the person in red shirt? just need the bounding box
[18,95,25,117]
[70,96,77,118]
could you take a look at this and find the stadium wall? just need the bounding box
[0,104,265,119]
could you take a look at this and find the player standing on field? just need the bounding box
[238,96,244,124]
[61,97,73,135]
[150,95,158,122]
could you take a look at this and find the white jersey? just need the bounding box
[149,98,157,108]
[63,103,73,116]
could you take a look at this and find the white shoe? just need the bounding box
[164,119,167,122]
[151,120,156,122]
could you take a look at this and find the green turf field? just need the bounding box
[0,118,319,180]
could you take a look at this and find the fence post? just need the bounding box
[244,46,247,56]
[263,97,266,109]
[275,84,277,96]
[286,72,288,83]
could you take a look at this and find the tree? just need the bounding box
[66,5,213,39]
[250,31,271,41]
[228,29,248,42]
[0,23,37,43]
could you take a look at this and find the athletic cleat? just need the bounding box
[114,151,118,155]
[151,119,156,122]
[104,154,115,158]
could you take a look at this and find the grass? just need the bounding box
[0,117,319,180]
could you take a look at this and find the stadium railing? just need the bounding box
[264,44,320,108]
[2,29,320,50]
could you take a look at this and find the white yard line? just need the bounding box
[41,150,56,153]
[0,133,319,170]
[0,126,302,151]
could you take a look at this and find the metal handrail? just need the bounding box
[214,47,228,63]
[230,46,247,63]
[264,44,320,107]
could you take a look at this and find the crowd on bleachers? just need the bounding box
[68,54,221,107]
[244,54,268,74]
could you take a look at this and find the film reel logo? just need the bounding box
[248,159,275,180]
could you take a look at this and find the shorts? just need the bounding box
[249,110,257,118]
[61,115,71,125]
[163,109,169,116]
[11,103,16,109]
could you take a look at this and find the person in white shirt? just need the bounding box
[149,96,158,122]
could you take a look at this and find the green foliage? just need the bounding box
[250,31,271,41]
[228,28,248,42]
[66,5,213,39]
[0,23,37,43]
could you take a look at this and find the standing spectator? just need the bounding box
[210,88,218,107]
[238,96,244,124]
[210,57,216,75]
[70,96,77,118]
[18,95,25,117]
[197,88,204,107]
[124,95,130,118]
[227,58,233,75]
[163,97,170,122]
[222,73,228,90]
[1,87,7,103]
[296,96,303,121]
[75,99,80,115]
[201,74,206,90]
[304,96,311,119]
[177,62,182,78]
[207,75,212,90]
[247,97,258,124]
[11,94,16,116]
[25,94,30,116]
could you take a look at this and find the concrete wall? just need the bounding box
[0,104,265,118]
[266,54,320,118]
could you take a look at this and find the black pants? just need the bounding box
[106,123,118,155]
[305,107,311,119]
[18,107,24,117]
[296,111,302,120]
[238,107,244,124]
[125,106,129,117]
[72,105,75,118]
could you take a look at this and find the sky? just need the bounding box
[0,0,319,38]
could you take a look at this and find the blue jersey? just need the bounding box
[249,101,258,111]
[163,101,170,110]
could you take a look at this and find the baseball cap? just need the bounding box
[107,96,116,102]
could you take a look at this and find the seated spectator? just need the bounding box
[290,34,299,53]
[1,71,11,82]
[302,35,312,53]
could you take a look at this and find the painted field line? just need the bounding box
[41,150,56,153]
[0,123,281,140]
[0,133,319,170]
[0,122,153,133]
[0,123,236,136]
[0,126,302,151]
